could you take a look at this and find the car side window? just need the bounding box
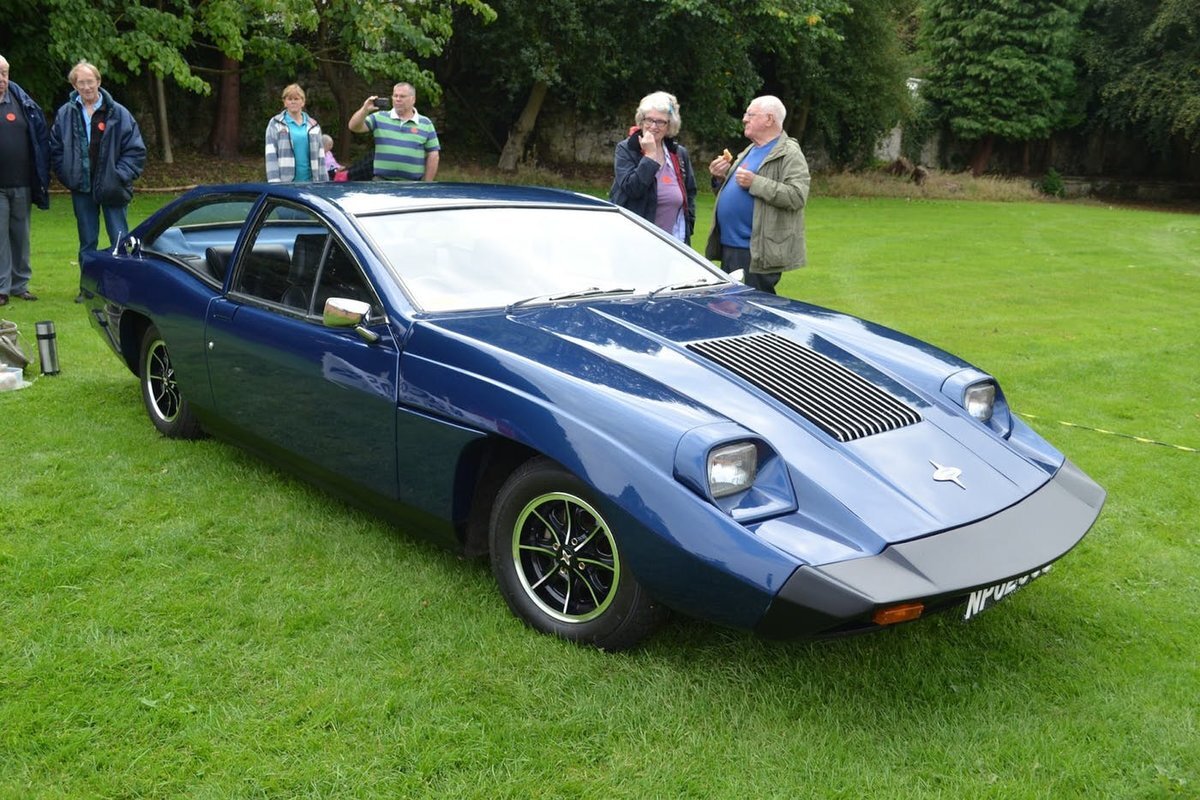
[141,197,256,281]
[232,201,379,320]
[314,241,380,318]
[231,203,317,306]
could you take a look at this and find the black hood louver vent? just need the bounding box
[687,333,922,442]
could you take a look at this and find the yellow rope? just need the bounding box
[1019,413,1197,453]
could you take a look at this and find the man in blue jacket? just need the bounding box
[0,54,51,306]
[49,60,145,301]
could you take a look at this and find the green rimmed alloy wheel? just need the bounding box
[489,457,666,651]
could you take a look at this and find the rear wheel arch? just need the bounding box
[138,323,204,440]
[118,312,152,376]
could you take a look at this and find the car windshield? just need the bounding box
[356,206,727,312]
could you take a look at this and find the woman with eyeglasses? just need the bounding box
[609,91,697,244]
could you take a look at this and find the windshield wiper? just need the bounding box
[506,286,635,312]
[647,278,725,298]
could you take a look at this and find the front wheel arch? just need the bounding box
[488,456,667,650]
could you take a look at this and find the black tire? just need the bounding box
[139,324,203,439]
[489,457,667,651]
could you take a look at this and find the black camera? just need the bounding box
[372,97,391,110]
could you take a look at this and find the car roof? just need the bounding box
[200,181,615,217]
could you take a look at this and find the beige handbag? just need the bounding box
[0,319,31,370]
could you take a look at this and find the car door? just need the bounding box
[204,199,401,500]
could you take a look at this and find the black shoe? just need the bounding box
[74,292,85,303]
[0,294,8,306]
[13,290,37,301]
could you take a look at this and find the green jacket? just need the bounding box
[706,132,810,274]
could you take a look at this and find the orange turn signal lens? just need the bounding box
[872,602,924,626]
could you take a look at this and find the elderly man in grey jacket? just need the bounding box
[706,95,810,295]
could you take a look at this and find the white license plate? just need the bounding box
[963,565,1052,621]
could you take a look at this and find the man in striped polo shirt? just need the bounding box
[348,82,440,181]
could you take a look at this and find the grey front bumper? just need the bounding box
[755,459,1106,638]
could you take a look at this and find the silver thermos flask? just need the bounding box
[36,320,60,375]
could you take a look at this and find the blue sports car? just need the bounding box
[81,182,1105,650]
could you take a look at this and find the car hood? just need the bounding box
[407,289,1063,554]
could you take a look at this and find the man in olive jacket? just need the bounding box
[706,95,810,294]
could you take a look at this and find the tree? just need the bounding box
[0,0,63,102]
[771,0,915,167]
[642,0,854,144]
[921,0,1085,175]
[195,0,316,157]
[39,0,300,160]
[44,0,212,160]
[443,0,646,171]
[37,0,493,161]
[192,0,498,160]
[1078,0,1200,153]
[303,0,495,159]
[446,0,852,171]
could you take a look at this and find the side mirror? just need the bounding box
[114,235,141,257]
[323,297,380,343]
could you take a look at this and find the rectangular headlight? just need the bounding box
[708,442,758,498]
[964,381,996,423]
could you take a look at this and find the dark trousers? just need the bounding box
[719,245,782,294]
[0,187,32,295]
[71,190,130,267]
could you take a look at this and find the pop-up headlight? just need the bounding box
[708,442,758,498]
[964,381,996,423]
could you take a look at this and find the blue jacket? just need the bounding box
[50,87,145,206]
[5,81,51,210]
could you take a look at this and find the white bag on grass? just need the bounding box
[0,319,31,371]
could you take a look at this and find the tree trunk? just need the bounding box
[498,80,548,172]
[317,58,356,164]
[207,55,242,157]
[786,98,810,142]
[153,73,174,163]
[969,135,994,176]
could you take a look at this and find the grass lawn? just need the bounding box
[1,188,1197,798]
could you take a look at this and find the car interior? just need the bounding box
[141,198,380,321]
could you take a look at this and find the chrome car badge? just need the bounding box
[930,460,966,490]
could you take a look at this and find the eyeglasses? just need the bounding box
[642,117,670,128]
[743,111,769,119]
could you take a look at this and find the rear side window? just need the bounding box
[141,197,256,280]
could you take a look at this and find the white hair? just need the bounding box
[752,95,787,126]
[635,91,682,137]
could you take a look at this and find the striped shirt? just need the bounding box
[365,109,440,181]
